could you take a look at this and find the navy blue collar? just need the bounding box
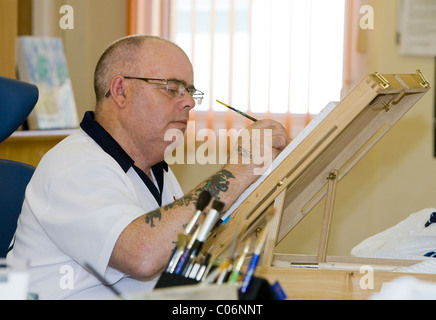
[80,111,168,206]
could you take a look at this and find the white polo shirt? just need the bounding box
[7,111,184,299]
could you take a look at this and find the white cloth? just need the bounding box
[394,259,436,274]
[351,208,436,261]
[7,129,184,299]
[370,276,436,300]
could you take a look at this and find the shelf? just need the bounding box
[0,129,76,166]
[8,129,76,141]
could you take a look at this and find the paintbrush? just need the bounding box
[165,191,212,273]
[240,209,275,293]
[216,100,258,122]
[227,236,253,284]
[181,200,225,276]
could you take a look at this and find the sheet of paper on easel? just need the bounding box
[399,0,436,56]
[221,101,339,222]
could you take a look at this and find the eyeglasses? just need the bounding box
[105,76,204,105]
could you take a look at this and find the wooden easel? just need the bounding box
[204,71,435,299]
[262,169,339,266]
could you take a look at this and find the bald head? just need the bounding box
[93,35,189,108]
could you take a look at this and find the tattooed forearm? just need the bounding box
[144,170,234,228]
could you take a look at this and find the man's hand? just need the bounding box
[226,119,290,180]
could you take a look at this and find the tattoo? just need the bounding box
[144,209,161,228]
[167,193,197,209]
[237,145,253,160]
[198,169,235,200]
[143,169,235,228]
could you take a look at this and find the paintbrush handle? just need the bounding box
[240,254,260,293]
[216,100,257,122]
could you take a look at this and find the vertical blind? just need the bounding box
[129,0,346,137]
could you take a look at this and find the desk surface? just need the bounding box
[255,265,436,300]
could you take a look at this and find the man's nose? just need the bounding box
[177,92,196,111]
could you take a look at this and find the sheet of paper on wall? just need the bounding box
[221,101,339,223]
[17,36,79,130]
[398,0,436,57]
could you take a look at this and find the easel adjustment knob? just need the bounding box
[327,172,337,181]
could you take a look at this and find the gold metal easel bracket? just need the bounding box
[417,69,430,88]
[373,72,390,89]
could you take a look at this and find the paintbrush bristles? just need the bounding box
[196,191,212,211]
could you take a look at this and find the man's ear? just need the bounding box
[109,76,127,108]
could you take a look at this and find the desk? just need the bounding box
[255,265,436,300]
[0,129,74,166]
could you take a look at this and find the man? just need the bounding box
[7,35,289,299]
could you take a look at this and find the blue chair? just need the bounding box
[0,76,39,257]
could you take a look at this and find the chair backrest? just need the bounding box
[0,160,35,257]
[0,76,38,257]
[0,76,39,143]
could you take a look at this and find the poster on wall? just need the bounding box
[398,0,436,57]
[16,36,79,130]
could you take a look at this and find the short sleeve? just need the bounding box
[28,151,146,280]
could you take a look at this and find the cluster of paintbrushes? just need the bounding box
[155,190,273,294]
[201,221,272,295]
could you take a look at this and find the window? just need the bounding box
[130,0,346,136]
